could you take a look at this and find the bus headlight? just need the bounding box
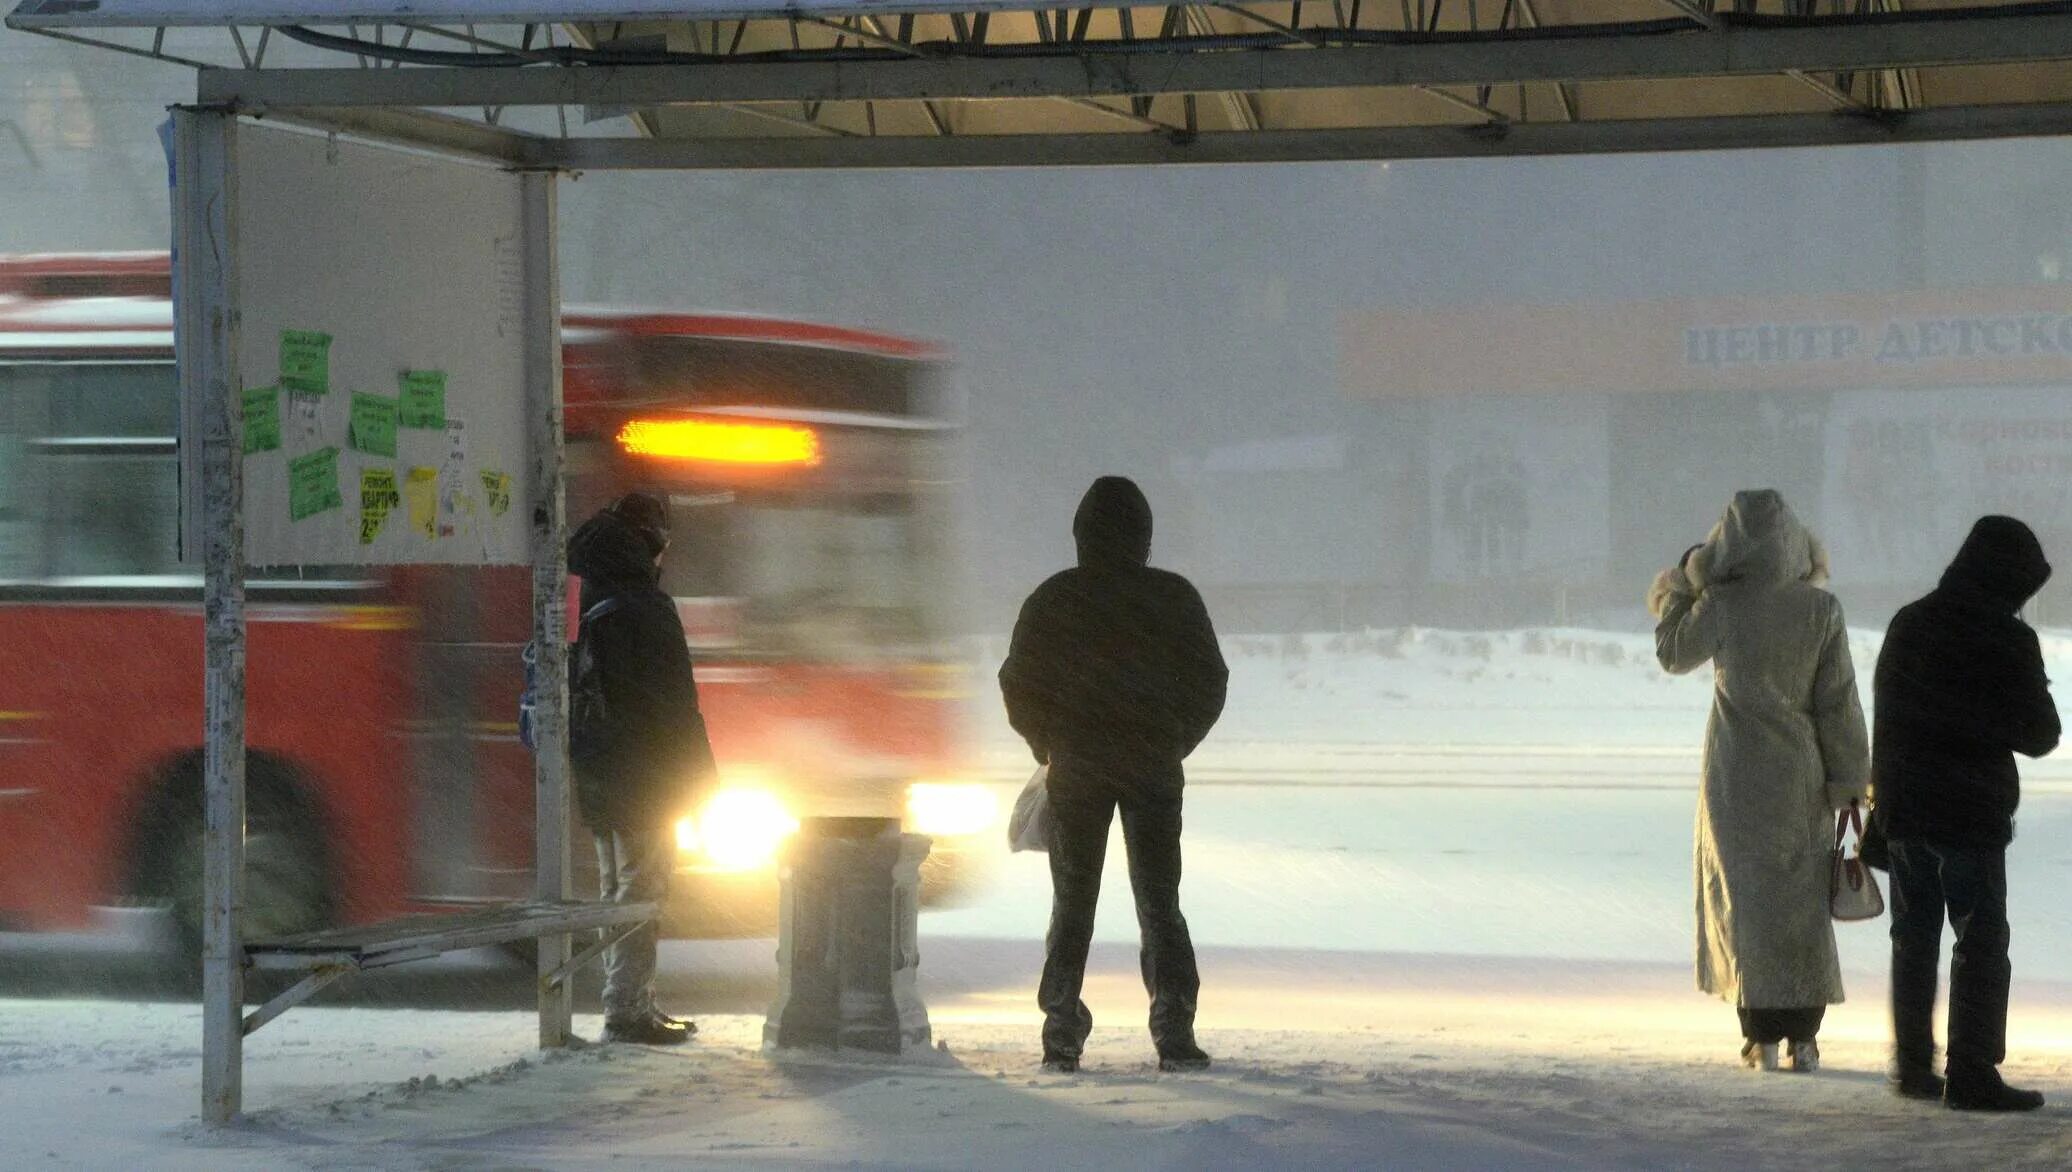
[673,815,703,855]
[906,783,998,838]
[686,787,799,872]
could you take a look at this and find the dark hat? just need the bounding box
[605,492,670,559]
[1942,514,2051,611]
[1073,475,1153,568]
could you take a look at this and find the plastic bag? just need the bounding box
[1008,764,1050,853]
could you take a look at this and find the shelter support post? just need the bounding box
[174,105,247,1126]
[521,170,573,1048]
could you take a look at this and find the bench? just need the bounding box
[240,899,657,1037]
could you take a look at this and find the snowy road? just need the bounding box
[930,777,2072,985]
[9,775,2072,996]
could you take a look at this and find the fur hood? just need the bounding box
[1649,489,1829,619]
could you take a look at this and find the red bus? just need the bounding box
[0,252,990,953]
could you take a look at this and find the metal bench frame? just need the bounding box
[241,899,657,1038]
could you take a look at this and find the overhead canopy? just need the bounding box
[12,0,2072,165]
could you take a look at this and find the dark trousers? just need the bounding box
[1888,839,2011,1075]
[1037,755,1200,1061]
[594,823,673,1021]
[1738,1007,1825,1044]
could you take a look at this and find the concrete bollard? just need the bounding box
[764,816,932,1054]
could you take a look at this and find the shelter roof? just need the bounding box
[13,1,2072,164]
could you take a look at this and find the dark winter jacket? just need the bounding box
[999,477,1228,769]
[1872,516,2060,851]
[566,510,717,832]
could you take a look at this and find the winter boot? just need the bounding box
[1889,1068,1946,1101]
[1739,1041,1779,1072]
[649,1007,697,1037]
[1157,1043,1212,1073]
[1788,1039,1820,1073]
[603,1014,691,1046]
[1944,1066,2044,1112]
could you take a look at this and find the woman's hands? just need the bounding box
[1647,546,1705,620]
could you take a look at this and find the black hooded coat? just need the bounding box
[566,510,717,832]
[1872,516,2061,851]
[999,477,1228,767]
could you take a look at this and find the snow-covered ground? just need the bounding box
[8,943,2072,1170]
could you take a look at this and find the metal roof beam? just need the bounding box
[250,105,546,164]
[519,100,2072,168]
[196,15,2072,109]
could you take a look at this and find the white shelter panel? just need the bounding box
[230,122,530,565]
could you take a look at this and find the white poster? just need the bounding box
[1427,395,1610,583]
[1823,387,2072,587]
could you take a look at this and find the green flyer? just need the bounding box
[399,369,446,429]
[349,392,399,458]
[288,446,343,521]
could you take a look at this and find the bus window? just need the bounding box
[44,449,178,576]
[0,363,179,578]
[46,363,177,438]
[711,492,947,661]
[0,370,41,576]
[659,491,737,599]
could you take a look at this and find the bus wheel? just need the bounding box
[129,755,336,975]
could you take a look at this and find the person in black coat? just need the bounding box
[566,492,717,1045]
[1000,476,1228,1073]
[1872,515,2060,1110]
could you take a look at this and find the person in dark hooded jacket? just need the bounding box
[566,492,717,1046]
[1873,515,2060,1110]
[999,476,1228,1073]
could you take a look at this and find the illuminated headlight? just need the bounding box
[679,787,799,872]
[906,783,999,838]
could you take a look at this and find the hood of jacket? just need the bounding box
[1073,476,1153,569]
[1687,489,1828,592]
[1939,514,2051,613]
[568,510,660,590]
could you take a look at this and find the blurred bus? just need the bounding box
[0,252,988,953]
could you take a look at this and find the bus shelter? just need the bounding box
[10,0,2072,1126]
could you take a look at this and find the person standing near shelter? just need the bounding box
[1649,489,1869,1073]
[566,492,717,1045]
[1000,476,1228,1074]
[1871,516,2059,1111]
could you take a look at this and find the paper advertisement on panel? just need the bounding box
[1823,387,2072,588]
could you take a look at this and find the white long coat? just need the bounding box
[1650,490,1870,1008]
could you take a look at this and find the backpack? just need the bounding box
[519,595,624,754]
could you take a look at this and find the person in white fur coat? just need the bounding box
[1649,489,1871,1073]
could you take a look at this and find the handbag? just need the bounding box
[1007,763,1050,854]
[1831,799,1886,922]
